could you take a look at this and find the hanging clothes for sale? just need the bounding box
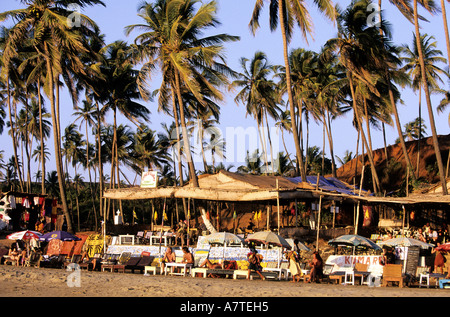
[23,197,31,209]
[44,199,52,218]
[52,199,57,215]
[8,195,16,209]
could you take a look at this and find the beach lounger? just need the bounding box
[191,267,235,278]
[63,254,82,269]
[120,256,141,273]
[79,253,102,271]
[133,256,154,274]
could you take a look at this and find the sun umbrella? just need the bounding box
[39,230,81,242]
[205,232,244,246]
[378,237,433,249]
[286,238,311,252]
[245,231,291,250]
[436,242,450,252]
[6,230,41,240]
[328,234,381,251]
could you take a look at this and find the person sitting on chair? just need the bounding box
[8,245,21,266]
[306,251,323,283]
[181,247,194,265]
[161,247,176,274]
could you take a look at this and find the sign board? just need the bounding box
[140,171,158,188]
[405,246,420,276]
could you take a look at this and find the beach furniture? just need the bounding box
[133,255,154,274]
[24,251,42,268]
[144,265,161,275]
[164,262,193,276]
[232,269,278,280]
[99,254,120,272]
[79,253,102,271]
[119,256,141,273]
[263,261,289,280]
[354,263,371,285]
[439,279,450,289]
[190,267,235,278]
[381,264,404,287]
[419,271,447,288]
[324,264,354,284]
[63,254,82,269]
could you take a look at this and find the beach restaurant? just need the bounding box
[101,171,449,276]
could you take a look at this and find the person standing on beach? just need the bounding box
[247,248,265,280]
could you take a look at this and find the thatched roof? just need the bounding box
[103,171,363,202]
[102,171,450,207]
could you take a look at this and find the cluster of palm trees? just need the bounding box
[1,0,450,232]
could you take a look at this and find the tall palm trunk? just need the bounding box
[6,79,24,192]
[44,43,73,233]
[279,0,306,180]
[324,110,337,178]
[414,0,448,194]
[96,101,104,224]
[171,86,184,186]
[378,0,417,184]
[85,117,97,230]
[38,79,46,194]
[174,71,198,187]
[348,72,381,193]
[441,0,450,67]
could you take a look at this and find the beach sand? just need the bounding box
[0,264,448,298]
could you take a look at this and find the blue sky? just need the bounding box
[1,0,450,183]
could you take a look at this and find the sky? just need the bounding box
[1,0,450,185]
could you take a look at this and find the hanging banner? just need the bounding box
[140,171,158,188]
[363,205,372,227]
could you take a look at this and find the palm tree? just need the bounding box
[336,150,354,171]
[249,0,335,181]
[73,98,99,226]
[233,51,281,174]
[1,0,105,232]
[411,0,448,194]
[98,41,150,195]
[401,33,447,178]
[126,0,239,187]
[132,124,170,172]
[237,149,263,175]
[325,0,383,193]
[397,117,427,141]
[276,48,318,176]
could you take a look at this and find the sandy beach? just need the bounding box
[1,264,448,298]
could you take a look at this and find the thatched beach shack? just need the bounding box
[103,171,450,237]
[102,170,377,237]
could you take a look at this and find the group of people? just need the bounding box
[159,246,195,274]
[411,223,449,245]
[6,240,28,266]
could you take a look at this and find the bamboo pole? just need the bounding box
[315,195,323,250]
[276,179,280,232]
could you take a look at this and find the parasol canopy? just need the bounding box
[205,232,244,245]
[436,242,450,252]
[39,230,81,242]
[378,237,433,249]
[246,231,291,249]
[328,234,381,250]
[6,230,41,240]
